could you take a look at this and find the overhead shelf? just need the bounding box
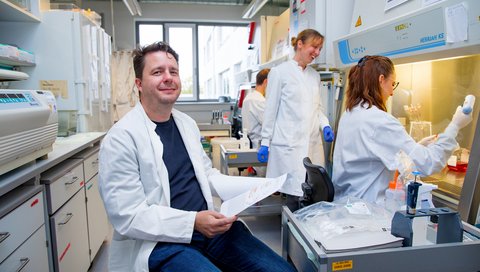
[0,0,40,22]
[0,55,35,67]
[0,68,29,81]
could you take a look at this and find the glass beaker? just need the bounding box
[409,121,432,142]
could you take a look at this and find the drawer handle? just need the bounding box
[15,257,30,272]
[58,213,74,225]
[91,159,99,166]
[64,176,79,185]
[0,232,10,243]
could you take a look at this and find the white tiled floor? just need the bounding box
[88,215,282,272]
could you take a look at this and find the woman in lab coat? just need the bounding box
[258,29,334,201]
[332,55,473,204]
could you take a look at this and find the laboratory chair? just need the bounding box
[299,157,335,208]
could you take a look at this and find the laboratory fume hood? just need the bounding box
[333,0,480,225]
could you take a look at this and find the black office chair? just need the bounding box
[299,157,335,208]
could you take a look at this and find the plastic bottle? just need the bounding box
[240,129,250,150]
[385,181,406,212]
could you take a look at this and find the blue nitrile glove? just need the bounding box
[323,126,334,142]
[257,145,269,163]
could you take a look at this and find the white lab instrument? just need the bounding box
[0,89,58,175]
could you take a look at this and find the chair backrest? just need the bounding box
[302,157,335,203]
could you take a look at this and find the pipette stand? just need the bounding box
[391,207,463,247]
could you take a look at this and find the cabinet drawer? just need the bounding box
[85,175,109,261]
[51,189,90,272]
[83,152,99,182]
[0,225,49,272]
[43,159,85,215]
[0,191,44,263]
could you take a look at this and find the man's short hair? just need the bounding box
[256,68,270,86]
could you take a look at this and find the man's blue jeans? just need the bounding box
[148,221,295,272]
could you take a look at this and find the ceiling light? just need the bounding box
[123,0,142,16]
[242,0,269,19]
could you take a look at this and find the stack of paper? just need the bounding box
[319,231,404,253]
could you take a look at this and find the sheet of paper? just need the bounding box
[210,175,269,201]
[445,3,468,43]
[220,174,287,217]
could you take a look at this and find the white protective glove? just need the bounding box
[417,134,437,146]
[450,105,473,130]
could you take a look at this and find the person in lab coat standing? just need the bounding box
[332,55,473,204]
[257,29,334,210]
[98,42,295,272]
[242,68,270,176]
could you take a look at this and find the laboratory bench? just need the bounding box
[0,132,109,272]
[197,122,231,137]
[281,206,480,272]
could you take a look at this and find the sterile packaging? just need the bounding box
[293,197,403,253]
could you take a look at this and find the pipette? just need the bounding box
[462,95,476,114]
[406,171,422,214]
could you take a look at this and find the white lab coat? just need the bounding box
[261,60,330,196]
[242,90,265,149]
[332,104,459,204]
[99,103,221,272]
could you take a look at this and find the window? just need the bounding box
[137,22,249,101]
[138,23,163,46]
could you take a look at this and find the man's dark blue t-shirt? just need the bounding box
[154,116,207,213]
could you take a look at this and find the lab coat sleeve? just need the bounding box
[318,103,330,130]
[99,128,196,243]
[367,114,458,175]
[315,76,330,130]
[261,68,282,147]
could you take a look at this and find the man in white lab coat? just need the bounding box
[258,29,334,210]
[98,42,294,272]
[241,68,270,176]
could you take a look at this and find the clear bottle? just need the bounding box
[240,129,250,150]
[385,181,406,213]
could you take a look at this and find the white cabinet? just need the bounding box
[0,186,48,272]
[85,175,108,260]
[41,145,108,271]
[71,146,109,263]
[0,225,49,272]
[42,159,90,272]
[50,189,90,272]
